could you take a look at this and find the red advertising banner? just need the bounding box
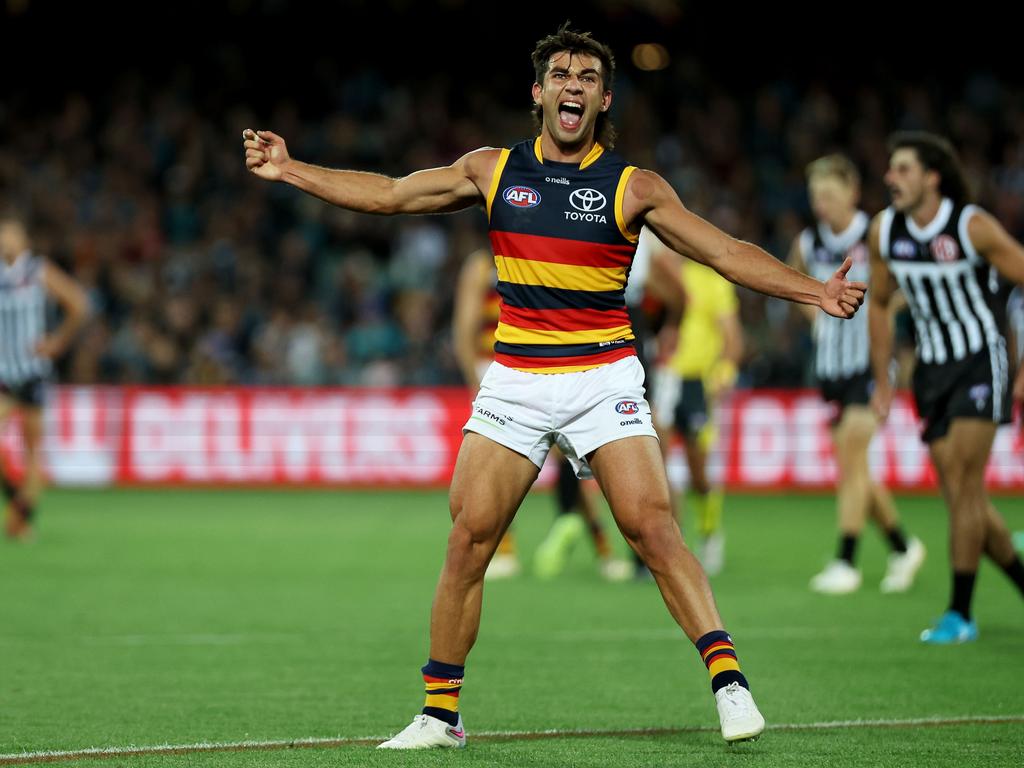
[2,386,1022,490]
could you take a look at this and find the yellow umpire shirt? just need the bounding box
[669,260,738,381]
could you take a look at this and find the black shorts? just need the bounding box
[672,378,709,439]
[819,371,873,426]
[913,351,1011,444]
[0,377,47,408]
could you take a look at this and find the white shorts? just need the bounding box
[464,356,658,478]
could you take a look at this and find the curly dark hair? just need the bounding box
[888,131,971,206]
[531,23,617,149]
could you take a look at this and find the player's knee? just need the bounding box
[627,512,680,565]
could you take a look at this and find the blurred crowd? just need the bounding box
[2,59,1024,388]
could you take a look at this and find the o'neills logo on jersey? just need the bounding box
[503,186,541,208]
[565,188,608,223]
[931,234,960,263]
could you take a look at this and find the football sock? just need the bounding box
[422,658,464,726]
[885,526,908,554]
[495,531,516,557]
[999,556,1024,598]
[696,630,748,693]
[555,457,580,514]
[950,571,976,621]
[693,490,723,537]
[838,534,858,565]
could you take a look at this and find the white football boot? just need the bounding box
[715,682,766,743]
[880,537,926,593]
[810,559,861,594]
[377,713,466,749]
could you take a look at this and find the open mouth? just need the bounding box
[558,101,584,130]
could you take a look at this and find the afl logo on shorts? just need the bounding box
[615,400,640,415]
[503,186,541,208]
[930,235,960,263]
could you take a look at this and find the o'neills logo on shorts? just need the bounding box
[615,400,639,415]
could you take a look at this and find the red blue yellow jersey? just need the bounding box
[485,138,640,373]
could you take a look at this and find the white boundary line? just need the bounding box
[1,714,1021,765]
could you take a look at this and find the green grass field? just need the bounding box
[1,488,1022,767]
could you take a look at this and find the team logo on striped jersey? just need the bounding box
[615,400,639,415]
[930,234,960,263]
[969,384,990,411]
[503,186,541,208]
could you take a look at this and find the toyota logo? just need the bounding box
[569,188,607,212]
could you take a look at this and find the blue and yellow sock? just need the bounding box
[696,630,748,693]
[421,658,464,726]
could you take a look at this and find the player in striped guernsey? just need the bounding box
[244,24,866,747]
[0,215,89,540]
[869,132,1024,644]
[790,155,924,596]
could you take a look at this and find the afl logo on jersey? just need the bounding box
[930,234,960,263]
[503,186,541,208]
[615,400,640,415]
[892,239,917,259]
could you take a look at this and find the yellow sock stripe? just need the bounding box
[708,656,741,678]
[424,694,459,711]
[425,681,461,692]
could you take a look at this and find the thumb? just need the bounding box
[833,256,853,281]
[257,130,283,144]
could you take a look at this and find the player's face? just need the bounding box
[0,222,28,262]
[532,51,612,147]
[885,148,935,213]
[809,176,857,227]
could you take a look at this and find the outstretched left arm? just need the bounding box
[624,169,866,318]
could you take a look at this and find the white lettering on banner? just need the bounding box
[130,393,208,481]
[791,396,836,484]
[46,388,118,485]
[207,394,247,481]
[738,396,787,484]
[9,386,1018,489]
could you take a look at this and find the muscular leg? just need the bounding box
[589,435,722,640]
[429,433,539,664]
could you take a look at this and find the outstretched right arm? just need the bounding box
[242,129,498,215]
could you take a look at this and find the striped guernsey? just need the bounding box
[485,137,640,373]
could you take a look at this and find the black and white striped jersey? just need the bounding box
[1009,286,1024,362]
[799,211,870,381]
[879,197,1011,387]
[0,252,52,384]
